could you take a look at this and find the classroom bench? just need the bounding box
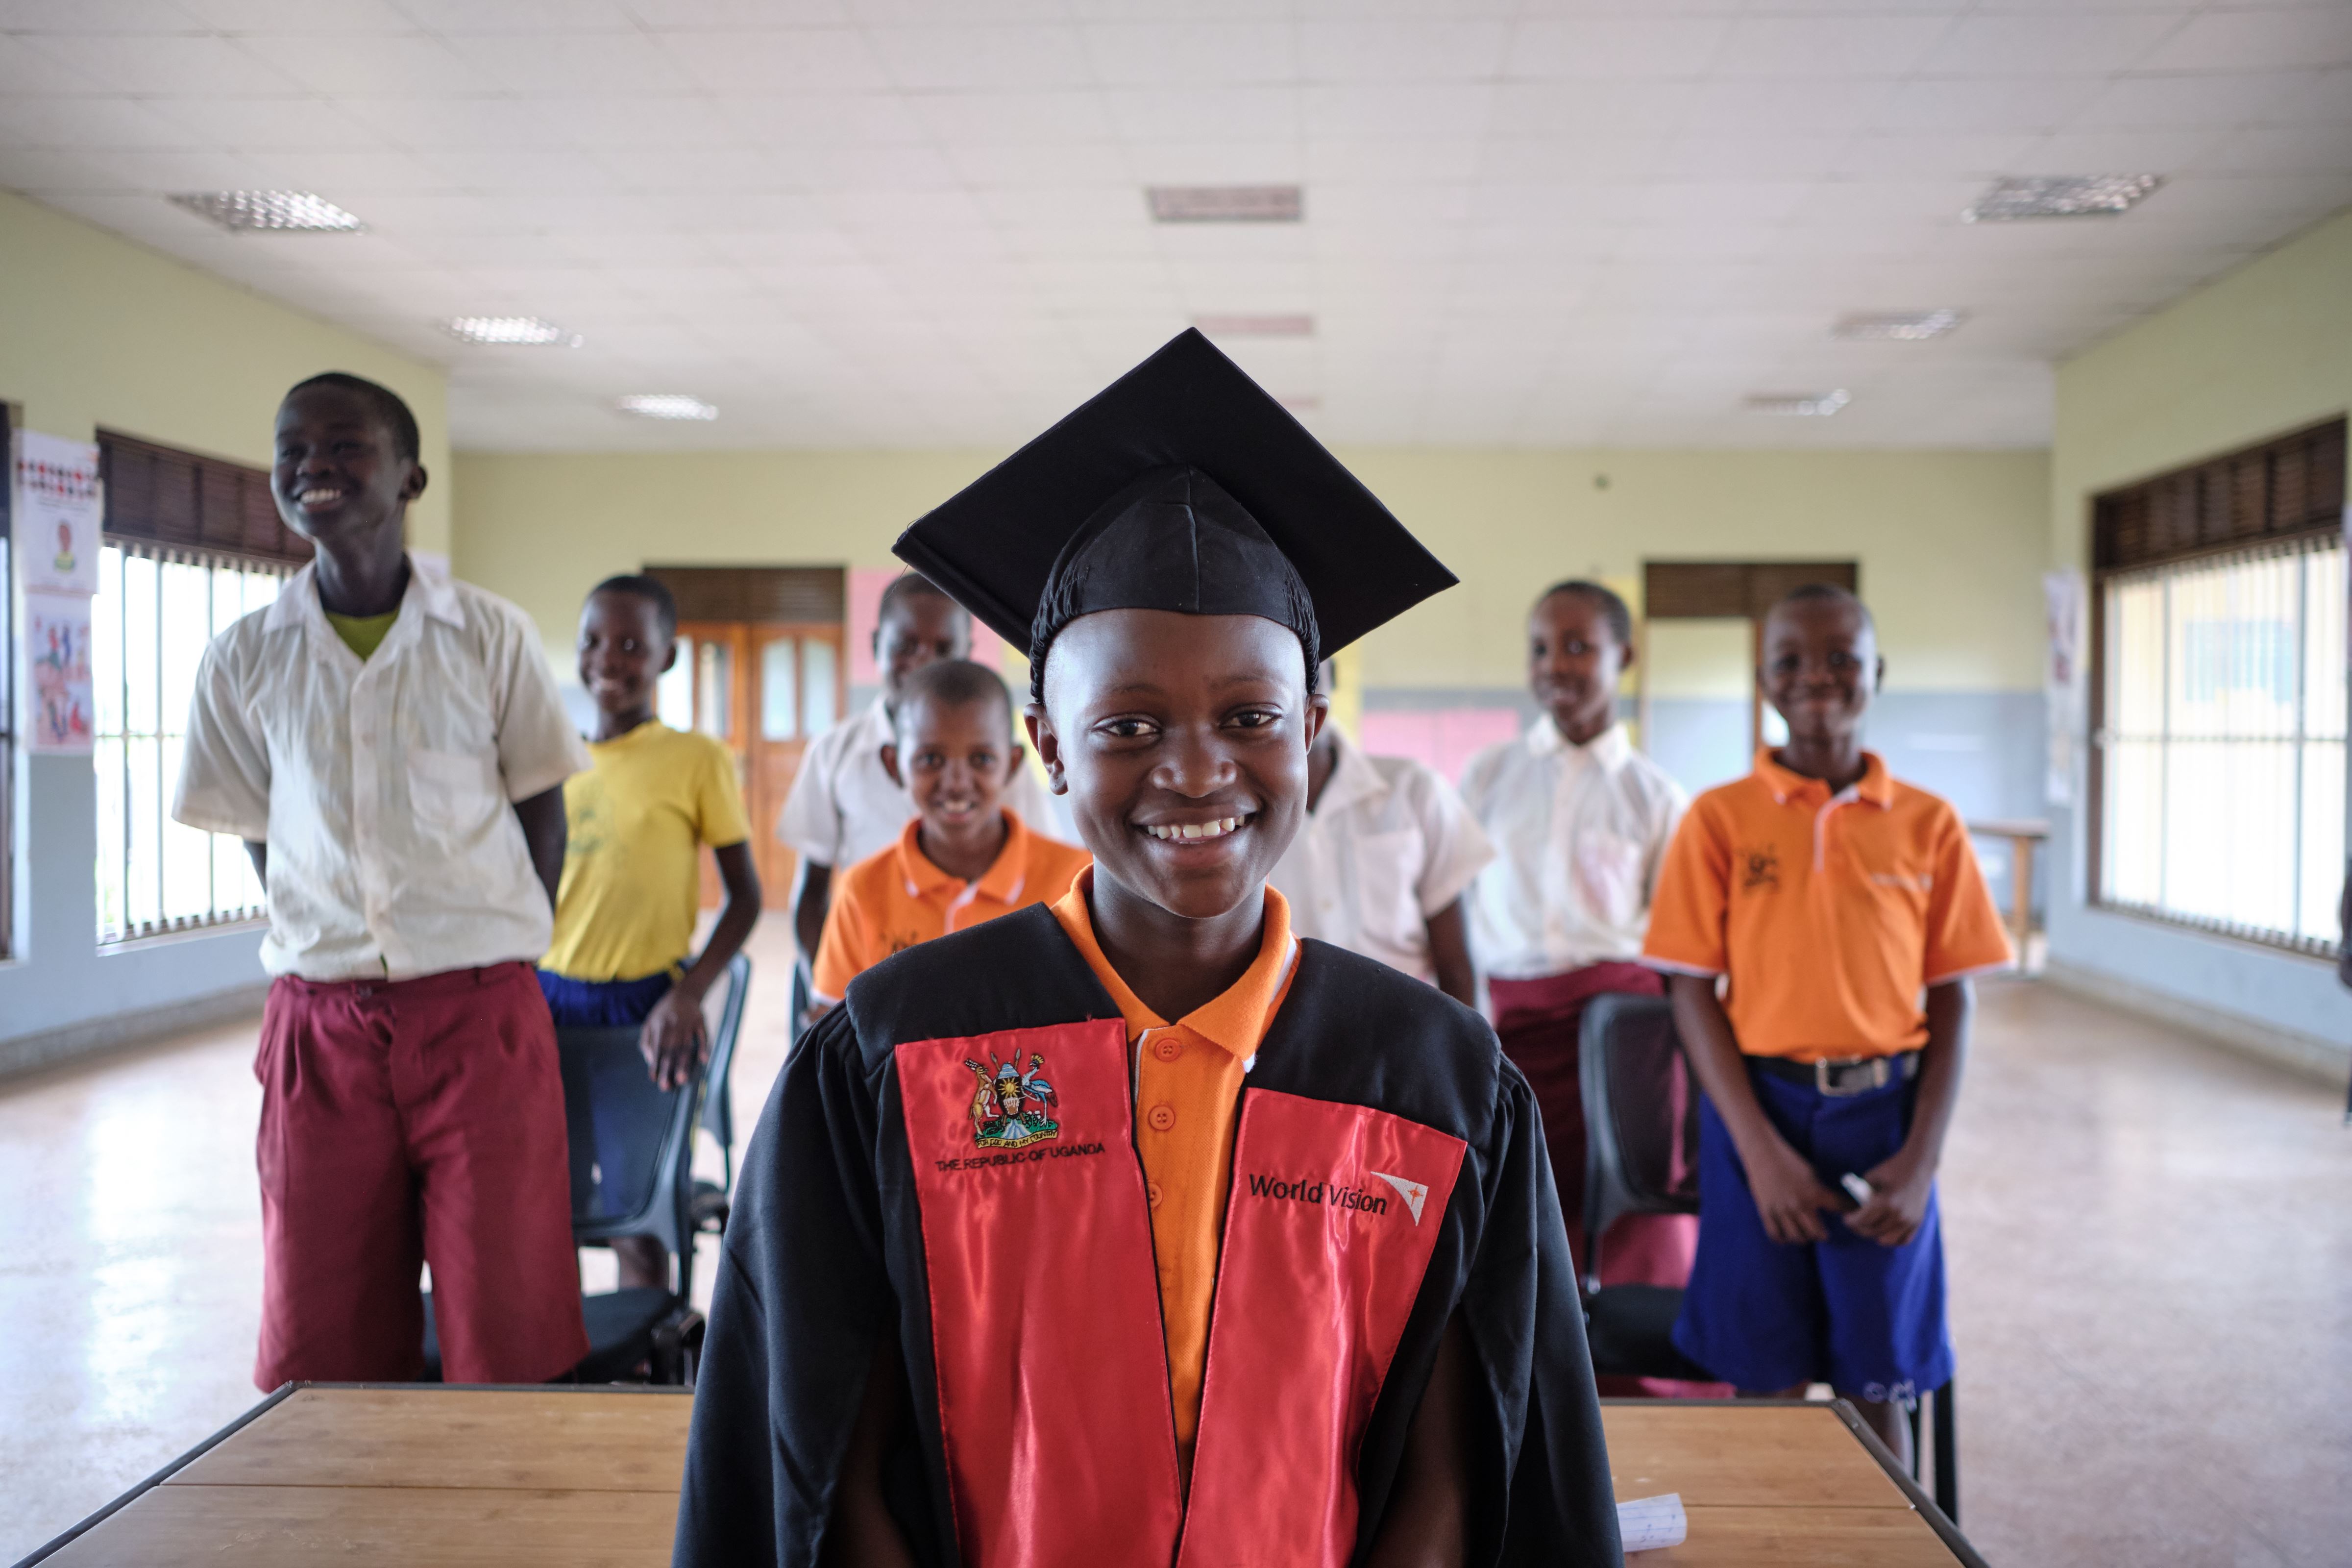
[22,1384,1985,1567]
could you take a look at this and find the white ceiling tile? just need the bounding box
[866,24,1093,91]
[776,142,961,190]
[147,96,390,150]
[1120,138,1301,183]
[1869,74,2106,133]
[1913,11,2184,78]
[1488,81,1698,137]
[2014,127,2226,175]
[0,146,145,191]
[423,147,622,196]
[948,139,1131,185]
[0,0,206,30]
[1652,133,1848,180]
[0,94,192,148]
[1711,15,1952,79]
[521,96,737,148]
[337,95,578,148]
[24,33,307,94]
[233,32,495,95]
[625,0,855,27]
[1478,136,1665,182]
[2198,122,2352,173]
[178,0,413,28]
[907,89,1115,144]
[1106,85,1298,142]
[595,144,790,190]
[715,92,931,147]
[440,31,696,96]
[1504,17,1736,80]
[1303,136,1481,182]
[656,28,891,94]
[240,148,452,193]
[1301,82,1492,141]
[2137,7,2352,73]
[2073,70,2339,130]
[0,34,130,92]
[1682,79,1902,137]
[1078,22,1296,86]
[973,182,1145,229]
[1297,19,1509,81]
[394,0,638,31]
[1826,131,2040,178]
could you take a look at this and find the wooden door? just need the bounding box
[664,620,846,908]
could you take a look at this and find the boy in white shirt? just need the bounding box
[174,373,589,1388]
[1266,661,1492,1006]
[1459,581,1690,1290]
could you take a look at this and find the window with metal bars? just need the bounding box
[2095,536,2346,956]
[92,541,291,945]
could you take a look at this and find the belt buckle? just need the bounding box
[1813,1057,1889,1097]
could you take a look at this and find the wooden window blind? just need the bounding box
[2092,417,2345,575]
[645,565,844,625]
[97,430,313,567]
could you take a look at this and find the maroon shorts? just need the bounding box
[252,961,588,1388]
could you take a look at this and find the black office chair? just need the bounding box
[1579,993,1961,1523]
[422,971,744,1386]
[687,954,754,1239]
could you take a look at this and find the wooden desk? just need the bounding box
[26,1387,1982,1567]
[1968,817,2050,955]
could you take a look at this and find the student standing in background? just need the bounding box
[539,574,762,1290]
[777,572,1061,986]
[174,372,589,1388]
[1266,660,1491,1007]
[1459,581,1690,1285]
[1644,584,2010,1463]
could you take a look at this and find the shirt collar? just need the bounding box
[1527,713,1631,770]
[1050,868,1297,1061]
[1753,748,1894,808]
[1311,725,1388,816]
[894,809,1034,904]
[263,554,462,635]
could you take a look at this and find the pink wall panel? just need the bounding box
[1356,708,1523,783]
[849,564,1005,687]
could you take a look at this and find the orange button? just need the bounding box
[1147,1182,1164,1209]
[1147,1103,1176,1132]
[1153,1036,1181,1062]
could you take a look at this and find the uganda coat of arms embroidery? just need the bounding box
[963,1050,1061,1150]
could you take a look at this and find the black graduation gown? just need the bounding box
[674,906,1622,1568]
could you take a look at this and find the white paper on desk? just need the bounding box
[1617,1493,1687,1553]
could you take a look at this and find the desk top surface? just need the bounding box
[39,1387,1973,1567]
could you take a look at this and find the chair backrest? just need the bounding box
[695,952,753,1157]
[557,1023,706,1296]
[1577,992,1700,1292]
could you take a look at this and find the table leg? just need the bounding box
[2008,835,2035,953]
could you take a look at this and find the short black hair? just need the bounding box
[588,573,678,640]
[284,372,421,464]
[878,571,961,630]
[895,658,1013,738]
[1772,582,1877,638]
[1537,579,1633,648]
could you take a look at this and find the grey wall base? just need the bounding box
[2041,959,2351,1087]
[0,980,267,1082]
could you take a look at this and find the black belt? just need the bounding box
[1752,1051,1919,1097]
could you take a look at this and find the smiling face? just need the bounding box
[876,590,971,702]
[891,689,1020,836]
[1029,609,1323,922]
[1760,594,1882,745]
[1528,588,1628,746]
[577,590,674,720]
[271,382,425,554]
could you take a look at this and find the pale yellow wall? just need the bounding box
[2052,206,2352,562]
[0,191,450,554]
[457,444,2049,695]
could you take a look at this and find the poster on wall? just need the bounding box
[14,429,103,597]
[26,591,95,754]
[2043,569,2084,807]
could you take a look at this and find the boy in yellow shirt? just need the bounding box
[539,575,763,1289]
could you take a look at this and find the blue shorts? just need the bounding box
[536,969,673,1028]
[1672,1062,1953,1403]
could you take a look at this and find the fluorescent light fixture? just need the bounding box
[441,316,582,347]
[616,394,718,421]
[1834,309,1966,342]
[1193,313,1315,338]
[169,190,364,232]
[1148,185,1302,223]
[1962,175,2161,222]
[1746,390,1850,417]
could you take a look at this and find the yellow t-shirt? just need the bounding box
[323,609,399,661]
[542,721,752,981]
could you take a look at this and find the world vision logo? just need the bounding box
[1247,1169,1430,1225]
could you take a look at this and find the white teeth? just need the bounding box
[299,489,341,504]
[1144,816,1245,842]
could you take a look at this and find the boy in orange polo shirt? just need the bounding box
[810,659,1088,1006]
[1643,584,2010,1464]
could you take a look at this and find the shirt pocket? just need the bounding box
[1354,827,1426,941]
[1573,829,1646,929]
[407,747,498,837]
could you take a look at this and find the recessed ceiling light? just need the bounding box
[168,190,364,233]
[1962,175,2161,223]
[1746,390,1850,417]
[441,316,582,347]
[1834,309,1966,342]
[616,394,718,421]
[1193,313,1315,338]
[1148,185,1303,223]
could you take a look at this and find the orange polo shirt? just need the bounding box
[1050,872,1297,1474]
[1643,751,2011,1062]
[812,811,1090,1002]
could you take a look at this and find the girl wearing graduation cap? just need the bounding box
[675,332,1622,1568]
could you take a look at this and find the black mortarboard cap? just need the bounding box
[893,329,1456,689]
